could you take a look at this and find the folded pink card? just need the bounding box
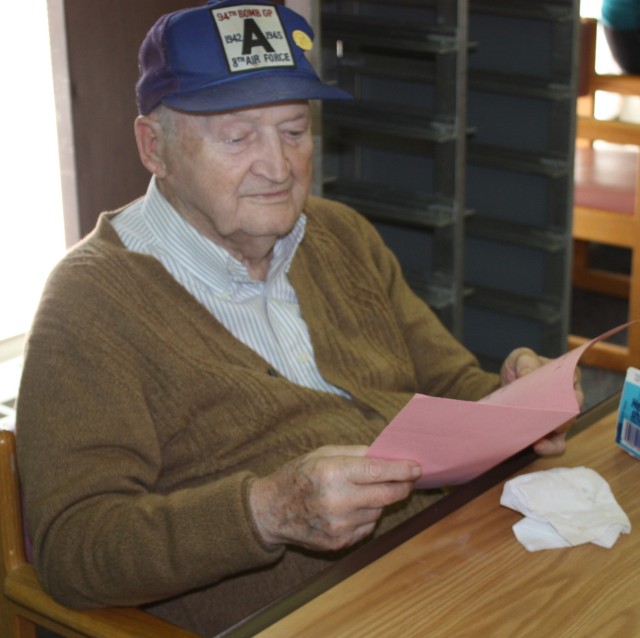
[366,323,632,488]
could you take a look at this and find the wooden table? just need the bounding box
[224,396,640,637]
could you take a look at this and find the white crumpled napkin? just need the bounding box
[500,467,631,552]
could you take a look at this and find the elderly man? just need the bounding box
[16,1,581,635]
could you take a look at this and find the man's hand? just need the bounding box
[499,347,550,387]
[500,347,584,456]
[249,446,421,551]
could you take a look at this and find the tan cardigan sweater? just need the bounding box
[17,196,499,635]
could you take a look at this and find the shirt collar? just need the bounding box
[141,177,307,291]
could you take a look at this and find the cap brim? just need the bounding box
[161,73,352,113]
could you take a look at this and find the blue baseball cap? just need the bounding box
[136,0,352,114]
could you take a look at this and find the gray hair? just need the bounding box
[149,104,178,140]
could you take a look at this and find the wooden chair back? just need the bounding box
[0,429,197,638]
[570,18,640,372]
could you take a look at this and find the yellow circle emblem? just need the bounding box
[293,30,313,51]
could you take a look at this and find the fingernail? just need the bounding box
[411,465,422,478]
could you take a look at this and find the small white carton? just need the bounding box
[616,367,640,460]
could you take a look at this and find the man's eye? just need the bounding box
[223,130,252,144]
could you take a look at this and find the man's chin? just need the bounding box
[248,210,301,237]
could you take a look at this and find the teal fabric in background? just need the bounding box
[601,0,640,30]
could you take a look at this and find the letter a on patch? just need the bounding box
[212,4,295,73]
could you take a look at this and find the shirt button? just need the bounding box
[297,352,310,364]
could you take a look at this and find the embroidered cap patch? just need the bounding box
[211,4,296,73]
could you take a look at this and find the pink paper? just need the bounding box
[367,322,633,488]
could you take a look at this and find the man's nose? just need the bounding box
[252,132,290,182]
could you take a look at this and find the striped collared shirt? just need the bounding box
[112,178,347,396]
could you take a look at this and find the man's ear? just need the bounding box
[134,115,168,177]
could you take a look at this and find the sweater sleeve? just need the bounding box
[373,231,500,401]
[16,253,283,610]
[304,197,500,401]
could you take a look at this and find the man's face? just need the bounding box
[158,101,313,257]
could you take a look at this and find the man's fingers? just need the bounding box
[500,347,551,386]
[573,367,585,408]
[348,456,422,485]
[533,431,567,456]
[310,445,369,459]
